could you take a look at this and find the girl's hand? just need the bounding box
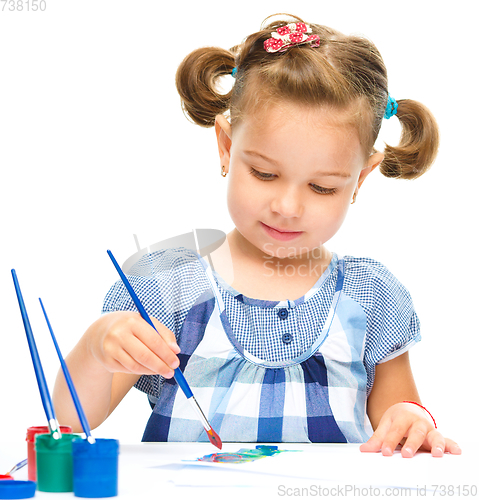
[85,311,181,378]
[360,402,462,458]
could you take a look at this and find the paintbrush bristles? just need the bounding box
[207,428,223,450]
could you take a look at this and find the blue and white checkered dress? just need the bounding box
[102,247,420,443]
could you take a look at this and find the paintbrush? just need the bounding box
[39,298,96,444]
[4,459,28,476]
[106,249,222,450]
[11,270,62,440]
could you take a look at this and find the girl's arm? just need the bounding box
[52,311,180,432]
[360,352,461,457]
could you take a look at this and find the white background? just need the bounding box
[0,0,477,448]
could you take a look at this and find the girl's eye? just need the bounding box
[250,168,337,195]
[310,184,337,195]
[249,167,275,180]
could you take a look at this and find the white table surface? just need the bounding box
[1,441,477,499]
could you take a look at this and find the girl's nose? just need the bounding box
[270,185,304,218]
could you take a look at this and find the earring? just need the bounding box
[351,191,357,204]
[221,165,227,177]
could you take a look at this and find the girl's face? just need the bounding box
[216,102,382,263]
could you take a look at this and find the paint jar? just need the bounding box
[26,425,72,481]
[72,438,119,498]
[35,432,77,492]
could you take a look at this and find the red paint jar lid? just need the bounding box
[26,425,72,442]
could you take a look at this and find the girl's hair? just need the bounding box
[176,14,439,179]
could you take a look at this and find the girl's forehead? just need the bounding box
[234,102,360,138]
[232,103,364,167]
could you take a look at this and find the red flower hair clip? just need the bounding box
[264,22,320,53]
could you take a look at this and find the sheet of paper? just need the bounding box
[119,442,476,492]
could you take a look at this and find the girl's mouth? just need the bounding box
[261,222,303,241]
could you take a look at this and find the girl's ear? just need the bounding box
[215,115,232,174]
[357,152,384,189]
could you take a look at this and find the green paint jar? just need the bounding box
[35,433,77,492]
[26,425,72,481]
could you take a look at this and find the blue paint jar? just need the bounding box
[72,438,119,498]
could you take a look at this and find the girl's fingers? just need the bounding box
[101,337,157,375]
[401,423,433,458]
[99,312,180,375]
[428,431,446,457]
[360,417,392,453]
[151,318,181,354]
[116,347,174,377]
[131,320,180,371]
[359,436,382,453]
[113,348,159,376]
[118,333,179,377]
[130,317,180,369]
[100,355,137,374]
[380,424,409,456]
[360,401,460,459]
[444,437,462,455]
[416,433,460,457]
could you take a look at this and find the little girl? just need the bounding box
[53,15,461,458]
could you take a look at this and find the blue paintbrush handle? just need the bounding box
[172,367,193,399]
[39,298,95,443]
[11,270,58,430]
[106,250,193,399]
